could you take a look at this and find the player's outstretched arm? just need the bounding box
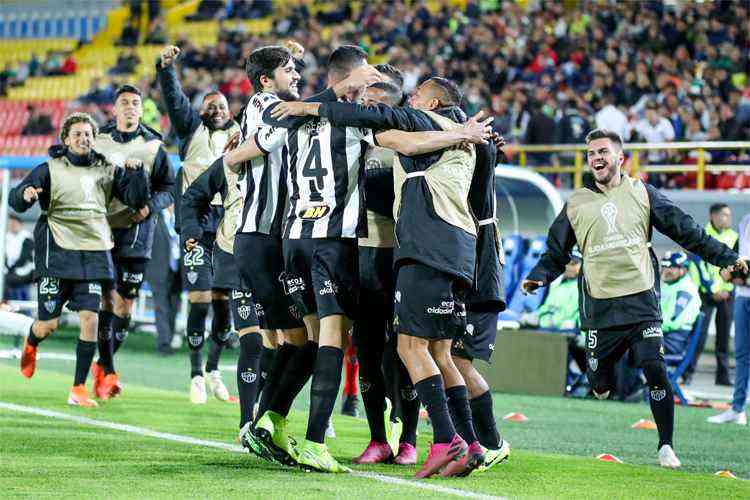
[375,111,493,155]
[646,184,741,271]
[145,147,176,215]
[181,158,227,249]
[9,163,50,213]
[156,45,202,139]
[523,205,578,294]
[223,136,265,170]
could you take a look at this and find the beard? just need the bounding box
[277,88,300,102]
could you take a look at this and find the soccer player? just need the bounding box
[450,135,511,472]
[91,85,175,400]
[521,128,747,468]
[13,112,149,406]
[157,46,242,403]
[270,76,495,477]
[182,155,261,423]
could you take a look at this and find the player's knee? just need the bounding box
[641,359,669,388]
[281,327,306,346]
[187,330,205,352]
[189,290,211,303]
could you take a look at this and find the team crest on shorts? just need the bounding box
[241,369,257,384]
[650,389,666,401]
[187,271,198,285]
[44,300,56,314]
[466,324,475,336]
[588,357,598,372]
[238,304,253,320]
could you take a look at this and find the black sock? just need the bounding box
[73,339,97,386]
[415,374,455,444]
[110,314,130,360]
[359,345,387,443]
[237,333,263,428]
[211,298,230,336]
[643,360,674,449]
[446,385,479,444]
[205,336,224,373]
[305,346,344,443]
[96,310,114,372]
[257,343,298,420]
[470,391,501,449]
[398,362,419,446]
[268,341,318,418]
[27,326,45,347]
[259,346,276,395]
[187,302,210,378]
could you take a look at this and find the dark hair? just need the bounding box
[203,90,225,102]
[368,82,402,106]
[585,128,623,149]
[710,203,729,215]
[245,45,292,92]
[328,45,368,79]
[115,84,142,100]
[59,112,98,142]
[425,77,462,107]
[374,63,404,89]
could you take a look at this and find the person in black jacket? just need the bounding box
[92,84,175,400]
[11,112,148,408]
[521,129,747,469]
[4,214,34,300]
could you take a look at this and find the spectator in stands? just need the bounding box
[117,18,140,47]
[594,93,630,143]
[708,212,750,425]
[61,52,77,75]
[186,0,225,21]
[80,77,116,106]
[230,0,273,19]
[4,214,34,301]
[21,106,54,136]
[660,251,701,358]
[524,97,557,167]
[42,50,64,76]
[109,49,141,76]
[686,203,739,386]
[145,16,168,45]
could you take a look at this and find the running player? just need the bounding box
[13,113,148,406]
[522,128,748,468]
[91,85,175,400]
[157,46,242,403]
[270,76,495,477]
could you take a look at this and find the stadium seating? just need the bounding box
[501,234,525,300]
[500,236,549,322]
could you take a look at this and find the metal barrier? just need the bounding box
[514,141,750,190]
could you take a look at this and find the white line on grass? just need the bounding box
[0,401,503,500]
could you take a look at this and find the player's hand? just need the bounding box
[490,131,506,151]
[284,39,305,60]
[521,279,544,295]
[22,186,42,203]
[270,101,317,120]
[185,238,197,251]
[130,205,150,223]
[335,65,382,96]
[224,131,241,153]
[733,258,749,275]
[124,158,143,170]
[160,45,180,68]
[461,110,494,144]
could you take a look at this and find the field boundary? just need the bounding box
[0,401,504,500]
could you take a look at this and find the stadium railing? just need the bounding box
[513,141,750,190]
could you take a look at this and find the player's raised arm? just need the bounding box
[156,45,203,139]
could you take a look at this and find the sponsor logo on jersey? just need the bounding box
[427,300,454,315]
[241,369,257,384]
[187,271,198,285]
[650,389,666,401]
[299,205,331,221]
[642,326,663,338]
[588,357,598,372]
[318,279,339,296]
[88,283,102,295]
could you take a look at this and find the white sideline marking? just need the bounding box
[0,401,503,499]
[0,349,76,362]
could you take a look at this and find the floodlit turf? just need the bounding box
[1,332,750,499]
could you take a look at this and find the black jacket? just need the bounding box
[316,102,477,286]
[157,62,233,235]
[9,146,150,281]
[526,176,739,329]
[100,123,175,259]
[180,157,229,244]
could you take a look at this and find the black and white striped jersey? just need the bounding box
[236,92,288,237]
[282,116,373,239]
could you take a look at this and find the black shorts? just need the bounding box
[235,233,303,330]
[212,246,240,290]
[181,237,213,291]
[394,263,466,341]
[359,246,395,293]
[585,321,664,390]
[230,289,260,331]
[452,310,498,363]
[353,287,393,345]
[37,277,103,320]
[283,238,359,320]
[111,257,148,299]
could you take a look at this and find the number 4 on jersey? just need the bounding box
[302,139,327,202]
